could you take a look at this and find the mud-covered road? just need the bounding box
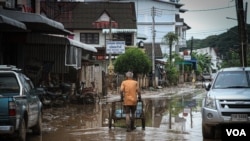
[1,86,220,141]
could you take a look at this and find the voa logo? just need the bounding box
[226,129,246,136]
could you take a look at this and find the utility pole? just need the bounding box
[244,2,248,66]
[190,36,193,55]
[235,0,248,67]
[152,6,156,87]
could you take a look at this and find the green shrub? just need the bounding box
[166,63,179,85]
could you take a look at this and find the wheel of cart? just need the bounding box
[108,100,145,130]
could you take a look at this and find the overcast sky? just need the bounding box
[180,0,250,39]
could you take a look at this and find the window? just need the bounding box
[65,45,82,69]
[113,33,132,46]
[80,33,99,44]
[0,74,20,94]
[214,71,249,88]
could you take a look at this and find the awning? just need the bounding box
[176,61,193,65]
[0,9,71,35]
[0,14,27,32]
[176,59,197,65]
[26,33,97,52]
[102,29,137,33]
[67,38,97,53]
[65,38,97,69]
[176,59,197,70]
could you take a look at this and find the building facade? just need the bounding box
[0,0,97,88]
[194,47,221,73]
[40,1,138,94]
[83,0,190,56]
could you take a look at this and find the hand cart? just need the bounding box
[108,100,146,130]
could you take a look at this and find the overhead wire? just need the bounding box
[187,5,235,12]
[138,5,235,12]
[183,5,236,38]
[187,29,228,34]
[137,4,236,39]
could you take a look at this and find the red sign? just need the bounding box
[23,5,34,13]
[96,55,105,60]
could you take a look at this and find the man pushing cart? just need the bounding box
[120,71,142,132]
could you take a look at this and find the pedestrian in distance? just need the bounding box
[120,71,141,132]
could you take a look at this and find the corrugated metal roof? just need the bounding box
[0,14,27,32]
[26,34,97,52]
[68,38,97,52]
[0,8,71,35]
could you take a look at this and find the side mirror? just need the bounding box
[204,82,211,91]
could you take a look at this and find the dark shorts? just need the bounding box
[124,105,136,114]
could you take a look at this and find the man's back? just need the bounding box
[121,79,138,105]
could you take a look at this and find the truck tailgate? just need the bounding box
[0,97,11,116]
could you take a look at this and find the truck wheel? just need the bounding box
[18,119,26,141]
[202,123,215,139]
[32,113,42,135]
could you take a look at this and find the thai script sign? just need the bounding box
[106,41,125,54]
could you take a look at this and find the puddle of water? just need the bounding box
[26,92,210,141]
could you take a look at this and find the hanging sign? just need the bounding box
[106,41,125,54]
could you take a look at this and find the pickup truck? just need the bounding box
[0,65,43,141]
[202,67,250,139]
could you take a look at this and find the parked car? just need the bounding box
[0,65,43,141]
[201,67,250,139]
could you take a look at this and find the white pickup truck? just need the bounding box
[202,67,250,139]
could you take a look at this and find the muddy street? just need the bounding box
[2,88,220,141]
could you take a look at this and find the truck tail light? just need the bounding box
[9,102,16,116]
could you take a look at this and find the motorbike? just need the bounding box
[37,83,72,108]
[71,81,100,104]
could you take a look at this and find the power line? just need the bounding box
[187,29,228,34]
[188,5,235,12]
[138,7,162,16]
[138,5,234,13]
[156,8,177,12]
[156,28,228,35]
[185,29,229,39]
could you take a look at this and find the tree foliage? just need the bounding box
[191,52,213,74]
[186,25,250,67]
[220,50,241,68]
[165,63,179,86]
[114,48,151,76]
[163,32,179,65]
[164,53,180,86]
